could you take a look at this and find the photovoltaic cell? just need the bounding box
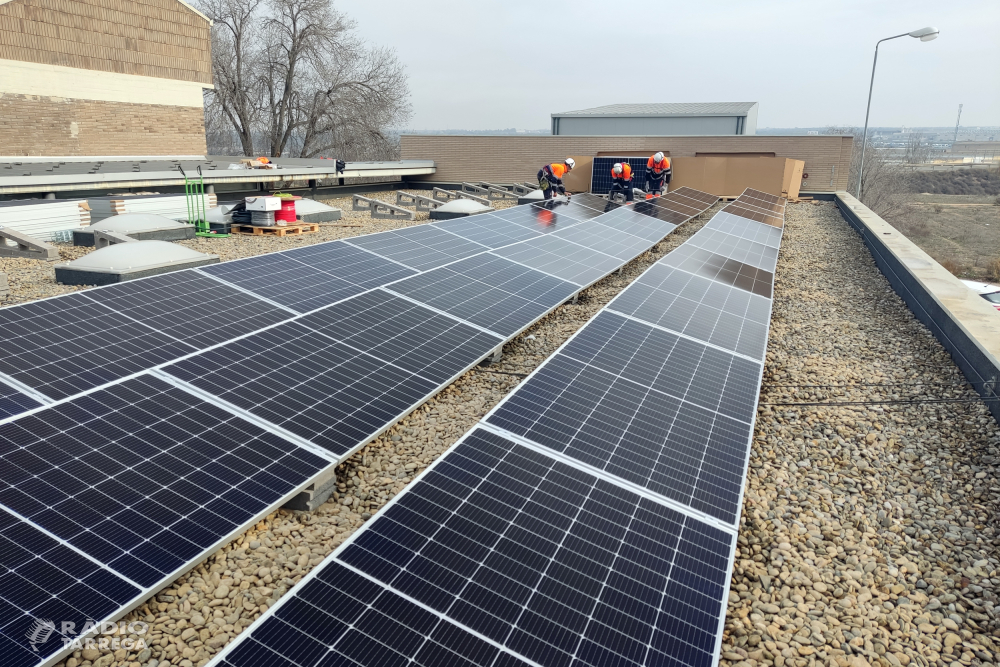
[200,241,416,313]
[492,235,622,287]
[431,213,540,249]
[488,205,579,234]
[609,262,772,360]
[386,254,579,337]
[0,381,41,421]
[280,240,418,289]
[81,270,292,342]
[704,212,783,248]
[684,227,779,273]
[590,157,650,196]
[337,429,734,667]
[0,293,194,400]
[552,221,655,261]
[659,245,775,298]
[346,226,488,271]
[0,506,142,667]
[164,320,436,457]
[487,313,760,523]
[594,206,678,243]
[219,560,533,667]
[295,289,504,384]
[0,374,330,589]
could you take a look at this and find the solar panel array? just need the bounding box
[0,188,718,666]
[210,188,784,667]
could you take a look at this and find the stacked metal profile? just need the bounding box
[87,193,219,223]
[0,199,90,241]
[208,189,785,667]
[0,188,718,667]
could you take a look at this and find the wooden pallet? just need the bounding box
[232,222,320,237]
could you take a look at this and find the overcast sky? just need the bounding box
[346,0,999,131]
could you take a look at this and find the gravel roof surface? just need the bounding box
[29,199,1000,667]
[0,189,511,305]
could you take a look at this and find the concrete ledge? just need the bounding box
[73,226,196,247]
[835,191,1000,424]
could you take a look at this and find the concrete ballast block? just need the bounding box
[0,226,60,261]
[0,272,8,298]
[93,230,136,249]
[462,182,489,195]
[371,200,415,221]
[457,191,489,206]
[432,188,460,202]
[487,186,518,201]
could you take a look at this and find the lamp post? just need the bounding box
[856,26,939,201]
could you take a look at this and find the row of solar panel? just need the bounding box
[0,190,720,666]
[208,189,784,667]
[0,190,711,416]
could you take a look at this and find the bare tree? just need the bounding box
[827,126,907,220]
[903,132,931,164]
[198,0,410,160]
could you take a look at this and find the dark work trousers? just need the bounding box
[645,174,666,196]
[609,179,633,202]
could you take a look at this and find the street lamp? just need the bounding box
[855,26,939,200]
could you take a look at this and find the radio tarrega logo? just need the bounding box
[25,618,149,652]
[25,618,56,652]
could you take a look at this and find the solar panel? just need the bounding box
[386,254,579,337]
[590,157,650,196]
[0,380,42,421]
[703,212,783,248]
[684,227,779,273]
[215,428,735,667]
[630,199,691,225]
[722,203,783,228]
[431,213,540,249]
[80,270,292,342]
[0,293,195,401]
[346,226,488,271]
[551,221,655,261]
[295,290,504,385]
[670,187,721,208]
[486,316,759,524]
[0,506,142,667]
[488,205,579,234]
[593,206,678,243]
[492,236,623,287]
[200,241,416,314]
[0,374,331,591]
[164,291,504,459]
[527,199,606,223]
[608,263,772,360]
[658,245,775,298]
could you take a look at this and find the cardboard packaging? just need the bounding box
[245,196,282,212]
[669,157,805,198]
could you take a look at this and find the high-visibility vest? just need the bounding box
[612,164,632,180]
[647,156,671,174]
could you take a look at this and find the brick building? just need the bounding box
[0,0,213,157]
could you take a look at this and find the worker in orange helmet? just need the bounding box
[537,158,575,200]
[608,162,634,204]
[645,152,671,198]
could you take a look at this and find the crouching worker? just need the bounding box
[644,152,671,198]
[537,158,575,200]
[608,162,634,203]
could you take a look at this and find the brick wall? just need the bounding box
[0,0,212,84]
[0,93,207,156]
[401,135,854,192]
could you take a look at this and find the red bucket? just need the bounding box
[275,198,297,223]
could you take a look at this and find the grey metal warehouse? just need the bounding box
[550,102,759,136]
